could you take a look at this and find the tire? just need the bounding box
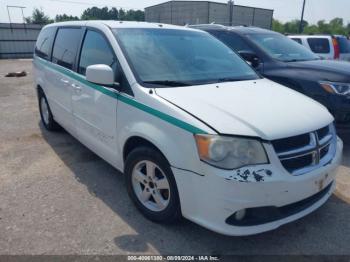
[38,89,61,131]
[125,146,182,223]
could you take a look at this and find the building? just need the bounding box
[145,1,274,29]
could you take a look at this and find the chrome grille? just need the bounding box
[272,124,336,175]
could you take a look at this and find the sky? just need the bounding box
[0,0,349,25]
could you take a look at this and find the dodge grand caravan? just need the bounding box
[33,21,343,236]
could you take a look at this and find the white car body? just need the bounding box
[289,34,350,62]
[33,21,343,236]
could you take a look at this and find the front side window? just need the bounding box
[211,31,253,53]
[291,38,302,44]
[35,27,56,60]
[79,30,117,75]
[247,33,319,62]
[52,28,82,70]
[307,38,330,54]
[113,28,259,87]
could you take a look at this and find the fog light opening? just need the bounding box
[235,209,246,221]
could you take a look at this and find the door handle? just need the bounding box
[60,78,69,84]
[71,83,82,93]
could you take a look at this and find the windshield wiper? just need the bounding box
[284,58,319,62]
[143,80,192,87]
[216,77,250,83]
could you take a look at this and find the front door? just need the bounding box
[71,29,120,165]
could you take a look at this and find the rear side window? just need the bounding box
[336,37,350,53]
[211,31,253,52]
[78,30,116,75]
[291,38,302,44]
[52,28,82,70]
[35,27,56,60]
[307,38,330,54]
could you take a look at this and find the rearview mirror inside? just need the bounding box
[238,51,261,68]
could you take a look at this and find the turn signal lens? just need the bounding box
[320,81,350,96]
[195,134,211,159]
[332,38,340,59]
[320,83,336,94]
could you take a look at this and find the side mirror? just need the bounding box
[238,50,261,68]
[86,64,115,86]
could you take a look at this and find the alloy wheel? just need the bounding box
[131,160,171,212]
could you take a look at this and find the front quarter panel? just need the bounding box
[115,84,214,172]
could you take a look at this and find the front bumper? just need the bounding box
[173,137,343,236]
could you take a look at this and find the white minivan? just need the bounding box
[289,34,350,61]
[33,21,343,236]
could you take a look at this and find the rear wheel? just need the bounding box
[125,147,181,223]
[38,90,61,131]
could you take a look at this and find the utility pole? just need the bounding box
[299,0,306,33]
[228,0,234,26]
[6,6,26,31]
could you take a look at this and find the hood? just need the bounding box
[288,59,350,76]
[155,79,334,140]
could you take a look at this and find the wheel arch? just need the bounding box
[116,107,202,172]
[123,136,169,164]
[36,84,44,96]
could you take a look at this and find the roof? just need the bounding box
[145,0,273,12]
[287,34,334,39]
[288,34,349,39]
[44,20,198,30]
[189,24,276,34]
[145,1,226,10]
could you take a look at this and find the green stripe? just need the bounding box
[35,57,207,134]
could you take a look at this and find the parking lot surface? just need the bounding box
[0,59,349,255]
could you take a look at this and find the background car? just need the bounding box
[190,24,350,124]
[288,34,350,62]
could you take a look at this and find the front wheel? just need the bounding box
[125,147,182,223]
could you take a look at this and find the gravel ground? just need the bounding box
[0,59,349,255]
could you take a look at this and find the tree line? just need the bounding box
[24,6,350,36]
[24,6,145,24]
[273,18,350,36]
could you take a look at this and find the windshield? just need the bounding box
[113,28,259,87]
[248,33,320,62]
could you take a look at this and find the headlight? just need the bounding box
[319,81,350,96]
[194,134,268,169]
